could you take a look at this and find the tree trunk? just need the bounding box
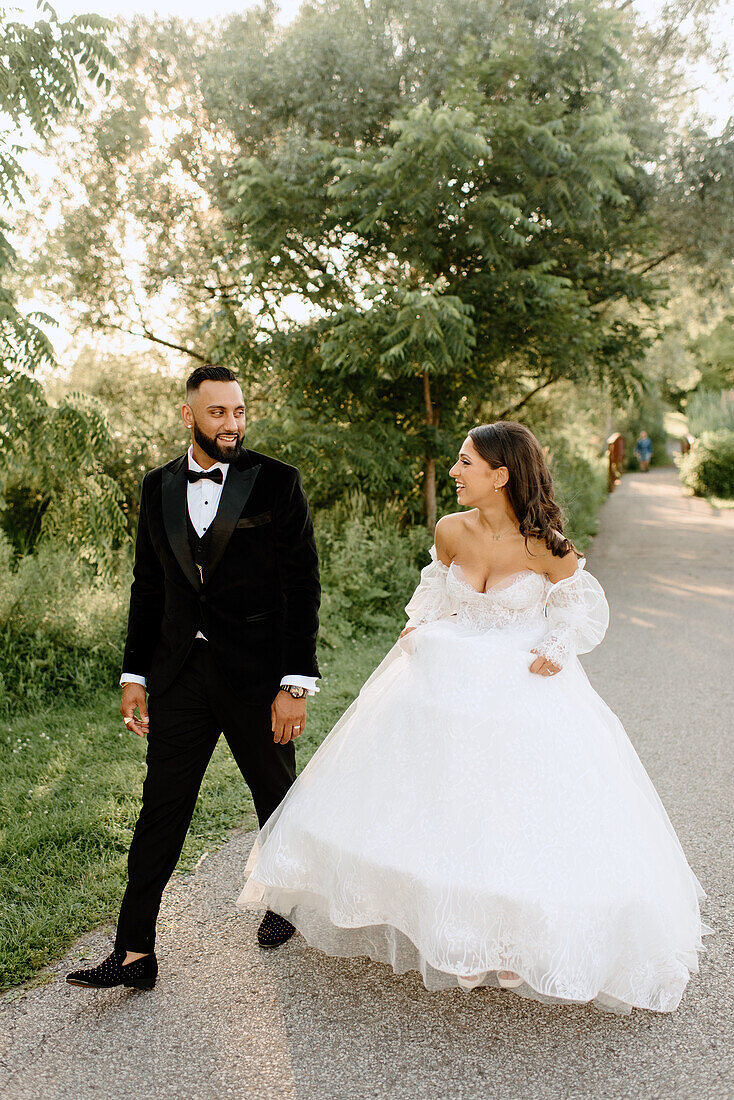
[423,370,438,533]
[424,456,437,533]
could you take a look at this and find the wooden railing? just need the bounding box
[607,433,625,493]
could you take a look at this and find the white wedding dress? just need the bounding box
[238,550,710,1013]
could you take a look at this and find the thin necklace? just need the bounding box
[487,526,518,541]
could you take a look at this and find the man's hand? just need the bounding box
[271,690,307,744]
[529,651,562,677]
[120,683,150,737]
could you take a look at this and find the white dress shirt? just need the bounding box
[121,445,318,694]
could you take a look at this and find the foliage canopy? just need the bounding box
[0,3,123,568]
[11,0,734,527]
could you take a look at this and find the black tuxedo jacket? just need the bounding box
[121,448,320,701]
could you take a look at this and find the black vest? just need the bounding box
[186,510,215,587]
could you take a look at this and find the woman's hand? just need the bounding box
[529,651,562,676]
[399,626,417,639]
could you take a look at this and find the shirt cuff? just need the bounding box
[120,673,147,688]
[279,674,320,695]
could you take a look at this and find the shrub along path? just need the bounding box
[1,469,732,1100]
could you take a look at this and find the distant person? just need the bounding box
[66,365,320,991]
[634,429,653,471]
[239,421,709,1014]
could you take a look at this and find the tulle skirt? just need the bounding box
[238,620,710,1013]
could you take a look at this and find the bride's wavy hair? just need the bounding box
[468,421,577,559]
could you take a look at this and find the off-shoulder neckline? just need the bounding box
[429,545,586,593]
[449,563,542,595]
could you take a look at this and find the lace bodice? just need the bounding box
[447,564,547,631]
[404,546,609,666]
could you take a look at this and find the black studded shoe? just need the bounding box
[257,910,296,948]
[66,949,158,990]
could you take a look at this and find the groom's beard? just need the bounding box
[192,420,244,464]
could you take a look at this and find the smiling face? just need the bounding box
[182,379,247,464]
[449,435,508,506]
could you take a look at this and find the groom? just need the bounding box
[67,365,320,990]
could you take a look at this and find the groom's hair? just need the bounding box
[186,364,239,395]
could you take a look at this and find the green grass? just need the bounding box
[0,627,398,991]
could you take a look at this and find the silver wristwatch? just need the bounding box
[280,684,309,699]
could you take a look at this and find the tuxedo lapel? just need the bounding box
[206,455,262,583]
[161,456,199,591]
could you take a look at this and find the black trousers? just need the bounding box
[115,641,296,953]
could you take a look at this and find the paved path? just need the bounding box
[1,470,732,1100]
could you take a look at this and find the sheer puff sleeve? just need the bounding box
[404,546,456,628]
[534,559,610,668]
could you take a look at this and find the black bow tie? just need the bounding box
[187,468,223,484]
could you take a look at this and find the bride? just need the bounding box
[238,421,709,1013]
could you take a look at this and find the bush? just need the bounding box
[0,501,432,713]
[546,439,608,551]
[679,430,734,499]
[0,537,127,715]
[685,389,734,436]
[315,494,431,647]
[0,447,609,716]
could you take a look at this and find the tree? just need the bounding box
[20,14,260,372]
[226,0,657,526]
[1,2,115,398]
[17,0,733,526]
[0,3,125,569]
[690,315,734,390]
